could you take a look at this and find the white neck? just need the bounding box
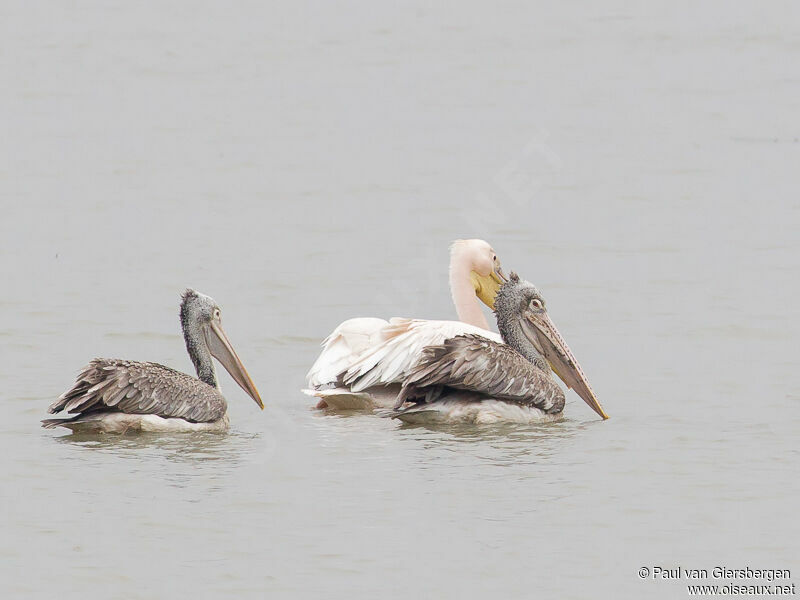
[449,251,490,330]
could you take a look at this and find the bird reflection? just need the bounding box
[395,416,591,466]
[52,429,260,470]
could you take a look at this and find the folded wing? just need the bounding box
[395,334,565,413]
[49,359,226,423]
[341,319,501,389]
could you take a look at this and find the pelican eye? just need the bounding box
[213,308,221,319]
[529,298,544,310]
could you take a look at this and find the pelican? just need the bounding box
[304,239,507,410]
[42,289,263,433]
[392,272,609,424]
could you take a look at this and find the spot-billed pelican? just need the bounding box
[304,239,507,410]
[42,290,263,433]
[392,272,609,424]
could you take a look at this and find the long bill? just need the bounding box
[206,321,264,409]
[522,311,609,420]
[471,265,508,310]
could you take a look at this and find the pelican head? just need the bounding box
[449,239,508,311]
[180,289,264,409]
[494,273,608,420]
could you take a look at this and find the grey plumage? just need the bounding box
[43,289,262,432]
[394,272,566,417]
[43,358,227,427]
[395,334,565,413]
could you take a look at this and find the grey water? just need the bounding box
[1,2,798,598]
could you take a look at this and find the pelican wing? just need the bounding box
[339,319,502,392]
[49,359,226,423]
[396,334,565,413]
[306,318,392,388]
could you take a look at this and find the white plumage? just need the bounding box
[305,318,501,410]
[304,240,507,411]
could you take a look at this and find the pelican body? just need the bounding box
[42,290,263,433]
[393,273,609,424]
[304,240,507,410]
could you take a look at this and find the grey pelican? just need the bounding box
[304,239,507,410]
[42,289,263,433]
[392,272,609,424]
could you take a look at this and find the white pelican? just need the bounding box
[392,272,609,424]
[304,239,508,410]
[42,290,263,433]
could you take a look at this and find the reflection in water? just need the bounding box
[312,407,374,419]
[396,417,586,466]
[52,430,260,469]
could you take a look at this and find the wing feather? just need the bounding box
[49,359,226,423]
[396,334,565,413]
[305,318,391,387]
[341,319,501,391]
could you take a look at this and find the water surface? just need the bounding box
[1,2,798,598]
